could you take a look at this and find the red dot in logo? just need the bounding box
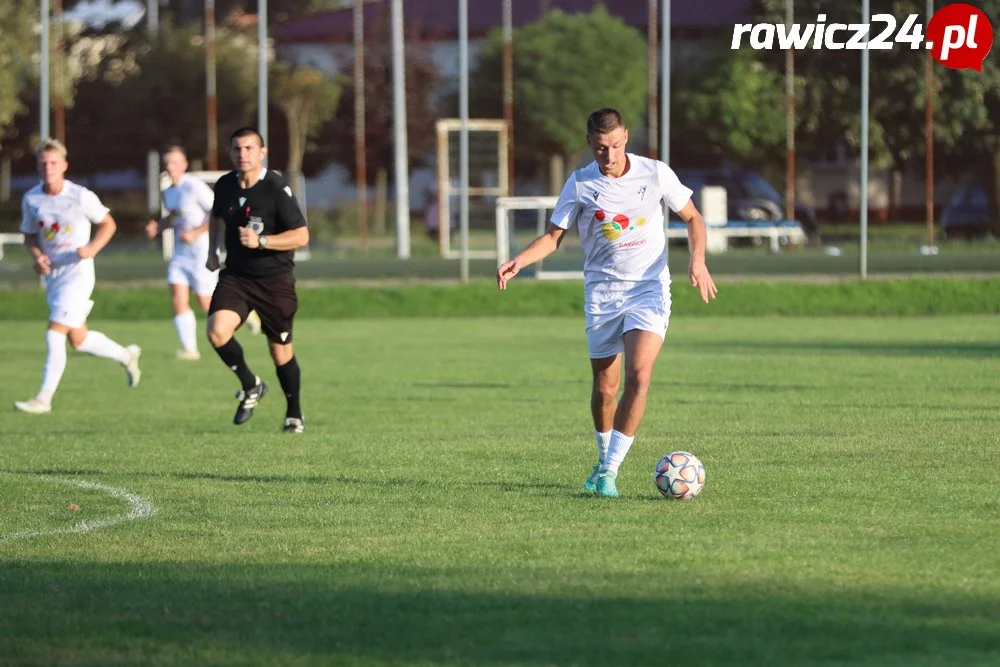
[614,214,630,230]
[928,3,993,72]
[595,209,606,221]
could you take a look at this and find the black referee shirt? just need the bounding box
[212,169,307,278]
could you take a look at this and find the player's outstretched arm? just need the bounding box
[497,224,566,290]
[675,200,718,304]
[206,217,223,271]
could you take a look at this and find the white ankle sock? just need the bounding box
[174,310,198,352]
[39,330,68,400]
[601,429,635,473]
[77,331,128,364]
[595,430,612,463]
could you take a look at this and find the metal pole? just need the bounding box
[53,0,65,144]
[659,0,669,163]
[259,0,269,157]
[860,0,870,279]
[925,0,935,249]
[147,0,158,33]
[459,0,470,282]
[647,0,657,159]
[354,0,368,249]
[40,0,50,141]
[502,0,514,194]
[391,0,410,258]
[785,0,795,223]
[206,0,218,170]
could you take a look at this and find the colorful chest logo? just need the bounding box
[595,209,646,241]
[38,219,70,242]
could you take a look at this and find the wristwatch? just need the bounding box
[258,234,268,248]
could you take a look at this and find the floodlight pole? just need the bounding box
[860,0,870,280]
[206,0,218,170]
[925,0,935,249]
[459,0,470,282]
[354,0,368,249]
[660,0,669,163]
[502,0,514,193]
[647,0,657,159]
[40,0,50,141]
[392,0,410,258]
[259,0,269,161]
[785,0,795,223]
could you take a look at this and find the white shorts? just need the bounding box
[585,289,671,359]
[45,263,96,329]
[167,255,218,296]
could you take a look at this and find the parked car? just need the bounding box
[674,168,820,243]
[941,185,997,239]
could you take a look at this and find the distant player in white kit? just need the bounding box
[146,146,259,360]
[497,108,718,497]
[14,139,142,414]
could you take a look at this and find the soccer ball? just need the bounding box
[654,451,706,500]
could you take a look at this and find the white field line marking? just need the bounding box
[0,476,157,543]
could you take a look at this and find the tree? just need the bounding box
[60,20,258,172]
[471,7,647,180]
[672,49,786,173]
[0,3,37,151]
[271,62,346,204]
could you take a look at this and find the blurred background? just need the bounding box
[0,0,997,285]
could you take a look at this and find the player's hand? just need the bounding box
[77,245,97,260]
[497,258,521,291]
[206,252,220,272]
[689,258,718,304]
[179,229,199,245]
[33,254,52,276]
[145,220,159,239]
[238,226,260,249]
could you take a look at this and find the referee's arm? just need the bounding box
[252,183,309,251]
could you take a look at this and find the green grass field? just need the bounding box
[2,315,999,665]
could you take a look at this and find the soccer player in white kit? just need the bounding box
[146,146,259,360]
[497,108,718,498]
[14,139,142,414]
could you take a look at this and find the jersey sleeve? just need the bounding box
[194,178,215,214]
[657,162,694,213]
[275,181,306,231]
[19,195,35,234]
[211,179,226,218]
[80,188,111,223]
[549,172,581,230]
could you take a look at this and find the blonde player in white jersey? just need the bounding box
[497,108,718,498]
[14,139,142,414]
[146,146,259,360]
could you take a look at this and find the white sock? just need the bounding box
[77,331,129,364]
[38,330,68,401]
[174,310,198,352]
[601,429,635,474]
[595,430,612,463]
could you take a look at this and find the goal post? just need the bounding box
[495,195,586,281]
[435,118,509,259]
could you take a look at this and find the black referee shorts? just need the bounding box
[209,270,298,344]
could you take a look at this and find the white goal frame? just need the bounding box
[436,118,509,259]
[495,195,586,280]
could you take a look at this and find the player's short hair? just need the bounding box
[586,108,626,137]
[163,145,187,159]
[38,138,68,159]
[229,126,265,148]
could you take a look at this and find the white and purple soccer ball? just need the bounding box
[654,451,706,500]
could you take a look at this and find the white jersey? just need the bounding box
[20,180,110,273]
[550,154,692,314]
[162,174,214,260]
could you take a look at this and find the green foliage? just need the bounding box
[472,7,648,166]
[271,63,347,175]
[674,49,785,168]
[0,3,35,143]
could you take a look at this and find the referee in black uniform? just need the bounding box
[205,126,310,433]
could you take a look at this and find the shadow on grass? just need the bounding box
[682,340,1000,359]
[1,561,997,666]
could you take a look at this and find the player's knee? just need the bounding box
[269,343,293,365]
[206,318,233,348]
[592,378,619,403]
[624,367,653,394]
